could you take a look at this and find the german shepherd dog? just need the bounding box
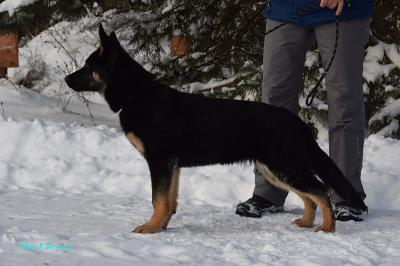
[65,25,367,234]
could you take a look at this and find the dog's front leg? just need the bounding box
[162,167,180,229]
[133,162,173,234]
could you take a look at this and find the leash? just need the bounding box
[264,1,340,107]
[305,17,339,107]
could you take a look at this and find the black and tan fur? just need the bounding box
[64,25,367,234]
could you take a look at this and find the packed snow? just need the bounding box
[0,105,400,265]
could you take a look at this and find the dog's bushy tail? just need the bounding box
[308,136,368,212]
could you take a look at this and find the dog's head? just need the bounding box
[65,24,155,112]
[64,24,123,95]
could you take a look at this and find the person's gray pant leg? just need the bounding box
[314,19,371,202]
[253,20,310,206]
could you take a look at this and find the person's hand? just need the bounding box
[320,0,344,16]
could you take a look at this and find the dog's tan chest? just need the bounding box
[126,132,145,155]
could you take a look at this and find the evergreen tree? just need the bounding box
[0,0,135,35]
[366,0,400,138]
[118,0,400,138]
[116,0,265,101]
[1,0,400,138]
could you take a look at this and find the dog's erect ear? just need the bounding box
[98,25,119,67]
[99,24,110,48]
[109,31,117,41]
[99,25,121,51]
[109,31,122,48]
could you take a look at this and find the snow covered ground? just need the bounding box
[0,86,400,265]
[0,10,399,266]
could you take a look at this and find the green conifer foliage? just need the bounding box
[1,0,399,137]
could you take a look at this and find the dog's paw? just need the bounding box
[292,218,313,228]
[314,224,335,233]
[132,223,163,234]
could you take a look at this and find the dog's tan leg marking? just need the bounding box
[133,192,170,234]
[309,194,335,233]
[126,132,145,155]
[292,193,317,228]
[162,167,180,229]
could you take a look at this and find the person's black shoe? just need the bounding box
[334,202,365,222]
[235,195,284,218]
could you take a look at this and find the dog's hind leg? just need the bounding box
[292,194,317,228]
[133,161,174,234]
[308,194,335,233]
[256,161,335,232]
[287,176,335,232]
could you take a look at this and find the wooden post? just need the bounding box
[0,32,18,78]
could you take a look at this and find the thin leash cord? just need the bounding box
[264,2,320,35]
[264,1,340,107]
[305,16,339,106]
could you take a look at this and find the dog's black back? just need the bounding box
[120,84,303,167]
[65,25,367,234]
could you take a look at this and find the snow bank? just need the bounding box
[0,117,142,195]
[0,117,254,207]
[0,82,119,128]
[0,117,399,210]
[0,118,399,265]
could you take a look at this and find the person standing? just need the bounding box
[236,0,373,222]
